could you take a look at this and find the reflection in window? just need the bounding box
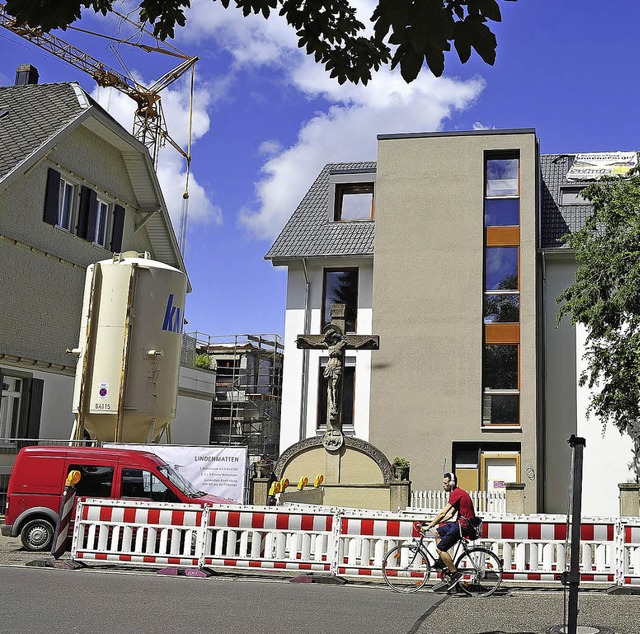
[560,186,590,206]
[335,183,374,221]
[323,268,358,332]
[484,294,519,323]
[483,393,519,425]
[483,345,518,390]
[485,248,518,291]
[121,468,178,502]
[486,158,519,197]
[69,464,114,497]
[318,364,354,428]
[484,198,519,226]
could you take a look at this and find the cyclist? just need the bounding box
[420,472,476,590]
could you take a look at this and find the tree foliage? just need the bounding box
[4,0,517,85]
[557,169,640,445]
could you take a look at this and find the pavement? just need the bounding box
[1,535,638,634]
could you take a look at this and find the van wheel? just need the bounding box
[20,518,55,552]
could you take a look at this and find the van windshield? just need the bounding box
[158,465,200,497]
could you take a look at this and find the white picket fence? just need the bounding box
[70,498,640,586]
[409,489,507,514]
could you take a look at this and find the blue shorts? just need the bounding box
[435,521,461,551]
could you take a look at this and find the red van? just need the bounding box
[1,446,233,551]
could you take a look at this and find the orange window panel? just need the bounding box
[486,226,520,246]
[485,323,520,344]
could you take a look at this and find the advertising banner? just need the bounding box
[566,152,638,181]
[106,443,247,503]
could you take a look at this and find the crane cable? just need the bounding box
[178,63,195,257]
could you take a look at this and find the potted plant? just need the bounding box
[392,457,410,481]
[253,457,272,479]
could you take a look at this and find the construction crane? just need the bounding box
[0,2,197,254]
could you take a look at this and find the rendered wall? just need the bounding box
[542,255,577,513]
[370,131,539,512]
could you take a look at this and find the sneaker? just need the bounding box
[446,570,462,590]
[433,558,445,571]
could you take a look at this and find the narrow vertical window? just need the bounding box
[93,199,111,248]
[57,179,75,231]
[483,153,520,427]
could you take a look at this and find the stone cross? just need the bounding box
[296,303,379,450]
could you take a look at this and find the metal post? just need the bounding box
[567,434,586,634]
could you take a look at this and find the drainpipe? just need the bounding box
[299,258,311,442]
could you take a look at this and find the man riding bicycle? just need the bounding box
[420,472,477,590]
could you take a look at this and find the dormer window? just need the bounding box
[335,182,374,221]
[560,186,590,206]
[328,167,376,223]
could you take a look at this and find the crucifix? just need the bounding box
[296,303,379,452]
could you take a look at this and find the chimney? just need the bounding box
[15,64,39,86]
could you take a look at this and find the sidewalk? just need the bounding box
[416,589,638,634]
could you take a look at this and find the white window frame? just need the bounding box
[93,197,112,248]
[57,177,77,232]
[0,376,23,440]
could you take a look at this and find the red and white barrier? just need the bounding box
[72,499,205,568]
[70,499,640,587]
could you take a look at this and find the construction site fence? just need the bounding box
[70,499,640,586]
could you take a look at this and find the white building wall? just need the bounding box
[576,323,635,517]
[279,258,374,454]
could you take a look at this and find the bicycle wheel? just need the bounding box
[382,543,431,593]
[454,547,502,597]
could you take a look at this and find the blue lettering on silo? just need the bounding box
[162,294,183,333]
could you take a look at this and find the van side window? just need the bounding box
[121,469,179,503]
[68,465,114,497]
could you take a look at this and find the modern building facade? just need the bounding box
[267,129,637,516]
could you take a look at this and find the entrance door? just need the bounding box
[480,453,519,491]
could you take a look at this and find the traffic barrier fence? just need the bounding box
[71,499,640,586]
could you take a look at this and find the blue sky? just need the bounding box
[1,0,639,339]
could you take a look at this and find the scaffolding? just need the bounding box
[184,333,283,461]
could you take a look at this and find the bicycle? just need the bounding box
[381,520,503,596]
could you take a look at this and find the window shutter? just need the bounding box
[43,168,60,225]
[24,378,44,439]
[111,204,125,252]
[77,186,97,239]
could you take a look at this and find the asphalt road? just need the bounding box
[1,536,639,634]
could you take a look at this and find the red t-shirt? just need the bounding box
[448,487,475,525]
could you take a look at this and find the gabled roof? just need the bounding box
[0,81,186,279]
[265,161,376,263]
[540,154,593,250]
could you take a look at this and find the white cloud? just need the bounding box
[91,73,222,232]
[473,121,495,130]
[176,0,486,241]
[239,65,484,238]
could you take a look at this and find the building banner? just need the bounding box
[106,443,247,503]
[566,152,638,181]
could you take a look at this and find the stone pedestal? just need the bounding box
[619,483,640,517]
[389,480,411,511]
[274,436,398,511]
[505,482,526,514]
[250,477,271,506]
